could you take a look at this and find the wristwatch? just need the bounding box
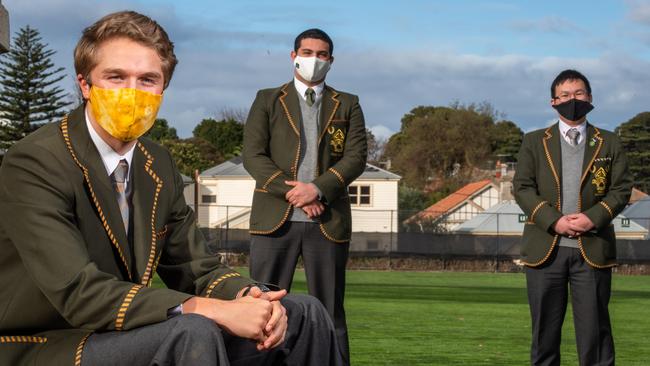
[242,283,271,297]
[166,303,183,319]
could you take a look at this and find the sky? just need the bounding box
[4,0,650,140]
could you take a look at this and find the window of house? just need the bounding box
[348,185,371,206]
[202,195,216,204]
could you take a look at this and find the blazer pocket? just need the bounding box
[155,225,168,241]
[330,119,349,124]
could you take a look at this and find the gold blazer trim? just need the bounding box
[0,336,47,343]
[263,170,283,190]
[529,201,548,223]
[521,235,560,267]
[115,284,144,330]
[205,272,241,297]
[74,333,92,366]
[61,116,133,281]
[278,84,300,137]
[328,167,345,186]
[137,142,163,287]
[249,204,293,235]
[542,127,562,211]
[598,201,614,219]
[318,90,341,146]
[319,223,349,243]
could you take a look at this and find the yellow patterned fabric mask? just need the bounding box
[89,86,163,142]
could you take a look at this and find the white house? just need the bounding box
[184,157,401,233]
[405,179,501,231]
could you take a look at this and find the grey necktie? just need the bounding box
[305,88,315,107]
[567,128,580,146]
[111,159,130,233]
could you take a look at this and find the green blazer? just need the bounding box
[0,106,253,366]
[243,81,367,242]
[514,123,633,268]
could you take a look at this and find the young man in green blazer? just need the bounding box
[243,29,367,365]
[514,69,633,366]
[0,11,341,366]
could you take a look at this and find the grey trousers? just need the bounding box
[526,246,614,366]
[82,294,342,366]
[249,222,350,366]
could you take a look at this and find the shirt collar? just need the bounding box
[293,77,325,103]
[85,107,136,182]
[557,118,587,144]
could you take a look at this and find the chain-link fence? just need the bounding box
[196,206,650,272]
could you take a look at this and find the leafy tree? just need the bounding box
[384,105,494,187]
[0,26,70,149]
[490,120,523,161]
[193,118,243,159]
[616,112,650,192]
[145,118,178,142]
[366,128,387,165]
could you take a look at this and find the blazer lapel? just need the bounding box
[132,142,163,286]
[580,123,603,188]
[278,82,301,137]
[542,123,563,209]
[61,106,133,281]
[318,85,340,146]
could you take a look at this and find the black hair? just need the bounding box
[294,28,333,55]
[550,69,591,99]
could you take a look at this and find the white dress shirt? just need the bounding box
[558,119,587,145]
[294,77,325,104]
[85,108,136,190]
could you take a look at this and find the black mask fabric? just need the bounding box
[552,98,594,121]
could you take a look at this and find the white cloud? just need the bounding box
[368,125,394,140]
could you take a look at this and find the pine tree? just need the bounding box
[616,112,650,192]
[0,25,70,149]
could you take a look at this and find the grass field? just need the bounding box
[157,270,650,365]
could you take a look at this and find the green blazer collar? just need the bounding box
[61,105,134,281]
[278,81,341,142]
[543,122,604,208]
[60,106,165,285]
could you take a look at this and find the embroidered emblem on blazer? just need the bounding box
[592,166,608,196]
[330,129,346,154]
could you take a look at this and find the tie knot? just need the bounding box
[567,128,580,146]
[112,159,129,183]
[305,88,315,106]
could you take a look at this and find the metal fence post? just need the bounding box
[495,212,500,273]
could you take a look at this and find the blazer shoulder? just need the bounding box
[255,83,290,100]
[326,85,359,101]
[522,126,549,140]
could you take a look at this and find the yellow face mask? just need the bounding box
[89,86,163,142]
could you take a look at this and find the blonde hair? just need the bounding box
[74,11,177,89]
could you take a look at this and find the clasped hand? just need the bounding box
[285,181,323,218]
[553,213,595,237]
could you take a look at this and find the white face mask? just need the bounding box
[294,55,331,83]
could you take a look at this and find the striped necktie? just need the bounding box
[305,88,315,106]
[567,128,580,146]
[111,159,130,233]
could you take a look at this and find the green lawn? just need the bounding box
[157,270,650,365]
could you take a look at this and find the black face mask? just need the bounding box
[552,98,594,122]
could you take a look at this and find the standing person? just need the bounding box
[514,69,633,366]
[0,11,342,366]
[243,28,367,365]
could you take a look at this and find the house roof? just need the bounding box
[629,188,648,205]
[456,201,648,238]
[200,156,401,180]
[410,180,495,221]
[623,196,650,219]
[180,174,193,184]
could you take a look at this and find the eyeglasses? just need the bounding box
[554,89,589,102]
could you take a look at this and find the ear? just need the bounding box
[290,50,297,61]
[77,74,91,100]
[329,55,334,65]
